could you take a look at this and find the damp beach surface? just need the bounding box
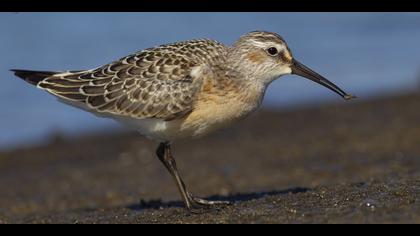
[1,92,420,223]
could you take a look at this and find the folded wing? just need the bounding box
[15,39,226,121]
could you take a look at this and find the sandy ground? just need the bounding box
[1,92,420,224]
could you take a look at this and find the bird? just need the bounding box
[12,31,355,212]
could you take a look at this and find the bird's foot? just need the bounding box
[185,194,233,213]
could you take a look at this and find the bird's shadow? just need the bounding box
[127,187,311,211]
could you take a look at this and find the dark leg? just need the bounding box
[156,142,232,211]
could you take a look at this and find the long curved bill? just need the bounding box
[291,59,356,100]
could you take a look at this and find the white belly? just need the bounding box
[112,116,178,141]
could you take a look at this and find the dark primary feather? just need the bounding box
[11,69,58,85]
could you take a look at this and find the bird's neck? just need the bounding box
[237,79,268,108]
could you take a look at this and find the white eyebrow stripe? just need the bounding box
[249,40,286,51]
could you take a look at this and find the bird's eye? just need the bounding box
[266,47,278,56]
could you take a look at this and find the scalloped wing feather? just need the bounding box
[36,39,227,121]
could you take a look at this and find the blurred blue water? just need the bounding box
[1,13,420,149]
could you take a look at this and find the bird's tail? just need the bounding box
[11,69,58,86]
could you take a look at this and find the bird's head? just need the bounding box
[230,31,355,100]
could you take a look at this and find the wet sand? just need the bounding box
[1,92,420,223]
